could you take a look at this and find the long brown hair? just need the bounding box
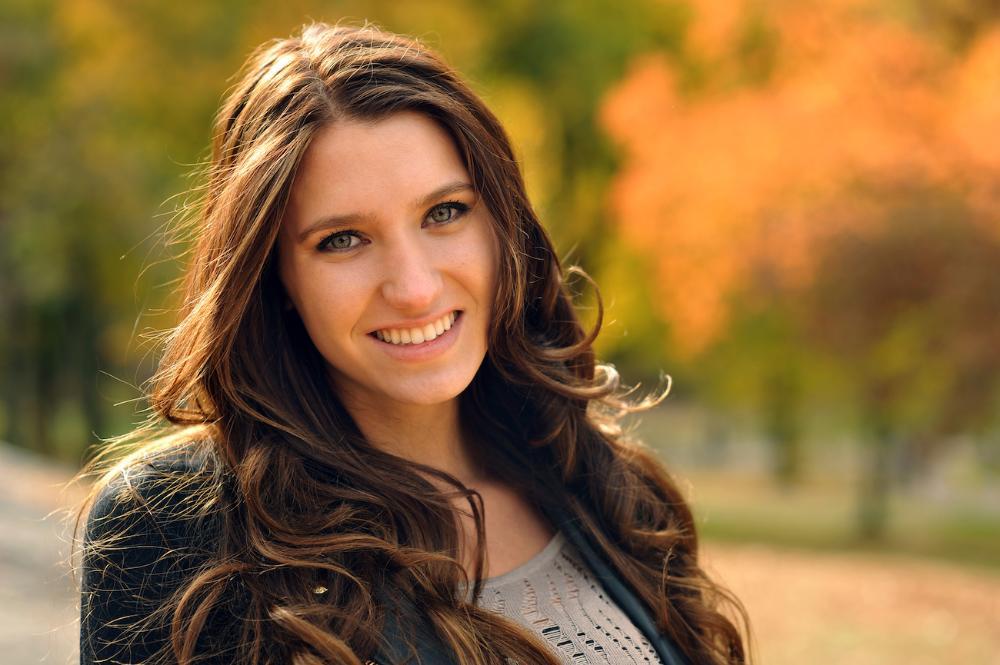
[77,20,750,665]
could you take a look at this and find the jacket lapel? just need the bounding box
[546,504,689,665]
[374,588,458,665]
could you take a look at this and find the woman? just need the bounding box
[78,21,749,665]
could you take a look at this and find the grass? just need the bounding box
[673,468,1000,572]
[631,404,1000,572]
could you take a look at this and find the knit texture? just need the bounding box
[473,532,664,664]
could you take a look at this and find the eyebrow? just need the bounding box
[296,180,474,243]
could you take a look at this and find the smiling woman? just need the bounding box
[75,20,749,665]
[278,114,498,417]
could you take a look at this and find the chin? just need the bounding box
[330,355,486,409]
[388,363,482,404]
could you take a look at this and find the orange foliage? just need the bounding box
[600,1,1000,356]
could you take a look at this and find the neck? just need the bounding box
[339,394,486,486]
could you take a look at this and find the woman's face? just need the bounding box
[277,111,499,411]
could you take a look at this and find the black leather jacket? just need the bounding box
[80,452,688,665]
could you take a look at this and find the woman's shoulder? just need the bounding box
[80,439,235,663]
[84,438,228,554]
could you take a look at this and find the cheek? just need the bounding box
[460,222,500,296]
[450,254,493,315]
[291,266,369,348]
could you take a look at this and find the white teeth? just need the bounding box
[376,311,458,346]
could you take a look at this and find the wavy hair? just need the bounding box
[76,20,750,665]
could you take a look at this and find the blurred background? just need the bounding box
[1,0,998,663]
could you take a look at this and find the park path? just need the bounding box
[0,444,83,665]
[2,442,997,665]
[704,542,999,664]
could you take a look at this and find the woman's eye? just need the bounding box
[317,231,362,252]
[427,201,469,225]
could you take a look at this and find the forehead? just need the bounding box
[285,111,471,225]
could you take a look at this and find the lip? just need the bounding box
[367,309,461,335]
[368,311,463,362]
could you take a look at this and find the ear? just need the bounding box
[271,250,296,313]
[274,271,296,312]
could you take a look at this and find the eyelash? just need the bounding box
[316,201,471,253]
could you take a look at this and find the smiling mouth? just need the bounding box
[369,310,463,346]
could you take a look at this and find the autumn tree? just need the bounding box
[804,186,1000,537]
[599,0,1000,531]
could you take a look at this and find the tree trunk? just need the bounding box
[857,415,893,540]
[763,366,802,489]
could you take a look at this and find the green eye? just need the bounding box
[430,207,454,223]
[427,202,469,225]
[318,231,362,252]
[331,234,354,249]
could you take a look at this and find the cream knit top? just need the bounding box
[470,531,664,664]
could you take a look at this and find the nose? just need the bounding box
[379,236,443,312]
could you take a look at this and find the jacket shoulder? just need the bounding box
[80,440,229,664]
[85,441,225,551]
